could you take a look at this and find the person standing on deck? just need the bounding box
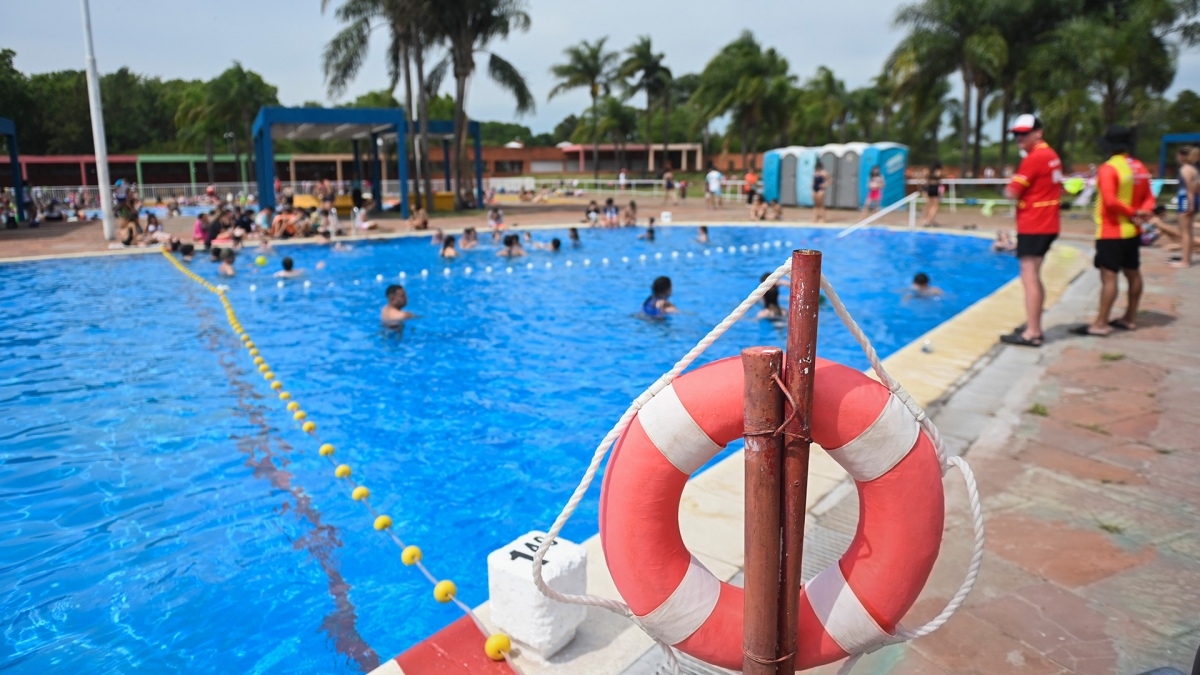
[1001,115,1063,348]
[1170,146,1198,268]
[1073,126,1156,336]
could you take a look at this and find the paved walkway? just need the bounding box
[800,249,1200,674]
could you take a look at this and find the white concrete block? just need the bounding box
[487,530,587,659]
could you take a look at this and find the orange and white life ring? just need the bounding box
[599,355,944,671]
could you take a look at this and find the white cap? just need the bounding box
[1010,114,1042,134]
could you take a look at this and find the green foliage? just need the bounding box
[480,121,533,146]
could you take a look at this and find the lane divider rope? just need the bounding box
[161,249,522,671]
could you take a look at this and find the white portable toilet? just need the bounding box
[778,146,803,206]
[818,144,844,209]
[838,142,870,209]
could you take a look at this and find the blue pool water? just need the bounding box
[0,226,1016,673]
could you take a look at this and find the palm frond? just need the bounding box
[323,17,374,99]
[487,52,535,115]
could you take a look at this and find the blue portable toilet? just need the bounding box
[860,145,881,207]
[762,150,782,203]
[873,142,909,208]
[795,148,817,207]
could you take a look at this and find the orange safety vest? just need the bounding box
[1094,154,1150,240]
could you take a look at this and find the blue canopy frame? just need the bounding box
[252,106,482,218]
[0,117,25,222]
[1159,132,1200,177]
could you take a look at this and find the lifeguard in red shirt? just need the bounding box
[1001,114,1062,347]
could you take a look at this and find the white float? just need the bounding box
[487,530,587,659]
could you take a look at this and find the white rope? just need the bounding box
[531,256,984,674]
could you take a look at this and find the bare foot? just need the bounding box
[1168,260,1192,269]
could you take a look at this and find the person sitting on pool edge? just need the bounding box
[642,276,677,318]
[381,285,416,325]
[274,257,304,278]
[218,249,237,277]
[910,272,943,297]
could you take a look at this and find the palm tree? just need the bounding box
[323,0,431,208]
[431,0,535,208]
[594,96,639,169]
[894,0,1002,174]
[618,36,670,174]
[692,32,793,170]
[208,63,279,187]
[175,84,221,184]
[549,38,619,180]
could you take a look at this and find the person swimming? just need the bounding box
[910,272,943,297]
[218,248,236,277]
[381,284,416,325]
[496,234,527,257]
[642,276,677,318]
[441,235,458,259]
[569,227,581,248]
[639,227,656,241]
[180,243,195,262]
[757,281,785,319]
[697,225,709,243]
[274,256,304,278]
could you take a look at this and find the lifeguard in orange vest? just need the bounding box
[1074,126,1156,337]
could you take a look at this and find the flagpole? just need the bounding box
[80,0,115,240]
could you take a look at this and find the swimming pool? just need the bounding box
[0,226,1016,673]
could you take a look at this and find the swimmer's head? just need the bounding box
[210,246,222,262]
[913,272,930,288]
[282,257,295,272]
[181,243,195,257]
[763,285,780,308]
[569,227,579,239]
[550,238,561,251]
[652,276,672,298]
[649,217,656,227]
[386,284,407,308]
[444,235,456,248]
[523,231,531,242]
[222,249,236,263]
[700,226,708,234]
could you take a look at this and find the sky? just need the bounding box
[4,0,1200,137]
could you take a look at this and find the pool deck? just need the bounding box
[373,235,1200,674]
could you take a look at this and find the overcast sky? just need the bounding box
[5,0,1200,136]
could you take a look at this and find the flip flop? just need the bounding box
[1070,325,1109,337]
[1000,333,1042,347]
[1108,319,1136,331]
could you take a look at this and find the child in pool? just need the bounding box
[441,235,458,259]
[218,249,236,277]
[274,257,304,278]
[642,276,677,318]
[911,272,943,297]
[381,285,416,325]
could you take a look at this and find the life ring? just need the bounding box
[599,355,944,671]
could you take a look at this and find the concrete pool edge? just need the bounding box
[370,241,1089,673]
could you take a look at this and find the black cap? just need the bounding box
[1101,126,1135,153]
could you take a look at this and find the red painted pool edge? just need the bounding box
[369,615,512,674]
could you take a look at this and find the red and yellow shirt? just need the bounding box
[1094,154,1155,240]
[1008,142,1063,235]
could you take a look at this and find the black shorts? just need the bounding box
[1016,233,1057,258]
[926,186,940,197]
[746,188,756,204]
[1094,237,1140,271]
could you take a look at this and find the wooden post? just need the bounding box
[742,346,785,675]
[778,249,821,672]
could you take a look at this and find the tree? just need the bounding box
[175,83,221,183]
[208,63,278,186]
[894,0,1003,175]
[430,0,535,208]
[552,114,579,143]
[592,96,639,169]
[619,36,670,172]
[549,37,619,180]
[692,32,793,170]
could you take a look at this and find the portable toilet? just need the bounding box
[873,142,910,208]
[778,147,802,206]
[762,149,783,203]
[837,142,869,209]
[795,149,817,207]
[818,144,843,208]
